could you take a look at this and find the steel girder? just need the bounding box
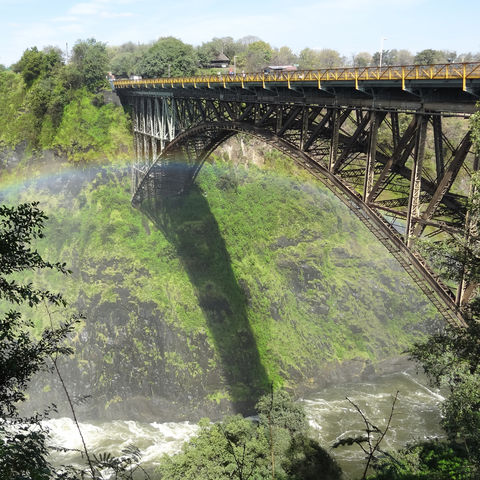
[126,92,476,325]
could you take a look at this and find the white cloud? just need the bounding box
[68,0,133,17]
[59,24,85,34]
[100,11,133,18]
[52,16,79,23]
[69,2,101,15]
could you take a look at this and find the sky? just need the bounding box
[1,0,480,66]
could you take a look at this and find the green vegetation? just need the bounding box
[0,142,440,419]
[369,441,473,479]
[0,39,131,159]
[0,203,80,480]
[53,88,132,162]
[137,37,198,78]
[157,390,341,480]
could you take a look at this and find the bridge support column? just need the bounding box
[363,111,383,201]
[391,112,400,150]
[299,108,309,150]
[433,116,445,182]
[276,105,283,134]
[456,154,480,307]
[405,114,428,247]
[328,109,340,172]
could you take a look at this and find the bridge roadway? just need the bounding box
[114,62,480,327]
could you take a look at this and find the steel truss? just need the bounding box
[124,92,477,326]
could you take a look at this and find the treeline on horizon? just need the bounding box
[104,35,480,77]
[1,33,480,164]
[2,34,480,80]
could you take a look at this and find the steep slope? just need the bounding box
[0,139,440,421]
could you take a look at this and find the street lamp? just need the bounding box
[379,37,387,68]
[233,55,237,75]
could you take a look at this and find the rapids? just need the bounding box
[46,370,443,479]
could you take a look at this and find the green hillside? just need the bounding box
[0,139,440,420]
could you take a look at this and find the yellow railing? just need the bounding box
[113,62,480,92]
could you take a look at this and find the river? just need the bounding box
[46,370,443,479]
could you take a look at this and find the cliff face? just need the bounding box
[2,138,441,421]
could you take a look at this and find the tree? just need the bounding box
[53,88,132,163]
[12,47,62,88]
[256,389,308,435]
[196,37,238,68]
[316,49,344,69]
[372,49,397,67]
[157,416,270,480]
[298,48,344,70]
[0,70,35,148]
[157,390,342,479]
[240,41,273,71]
[108,42,149,78]
[272,46,297,66]
[237,35,261,47]
[0,202,79,479]
[408,319,480,468]
[353,52,372,68]
[401,117,480,474]
[137,37,197,78]
[369,441,473,479]
[414,49,449,65]
[395,49,414,65]
[298,48,317,69]
[196,40,223,68]
[70,38,109,91]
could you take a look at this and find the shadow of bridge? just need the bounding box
[140,184,270,413]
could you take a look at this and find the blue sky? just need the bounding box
[1,0,479,66]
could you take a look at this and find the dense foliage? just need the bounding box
[137,37,198,78]
[0,39,131,160]
[0,203,78,480]
[157,390,342,479]
[69,39,109,92]
[369,441,473,479]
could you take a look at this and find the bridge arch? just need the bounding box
[132,120,466,327]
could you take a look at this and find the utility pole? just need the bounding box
[379,37,387,68]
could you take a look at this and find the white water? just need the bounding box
[302,371,444,478]
[46,419,200,474]
[46,371,444,479]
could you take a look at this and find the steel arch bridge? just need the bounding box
[114,62,480,327]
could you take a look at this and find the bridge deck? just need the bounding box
[114,62,480,92]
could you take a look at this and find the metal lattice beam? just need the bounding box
[118,85,477,326]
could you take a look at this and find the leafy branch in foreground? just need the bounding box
[0,202,152,480]
[0,201,81,479]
